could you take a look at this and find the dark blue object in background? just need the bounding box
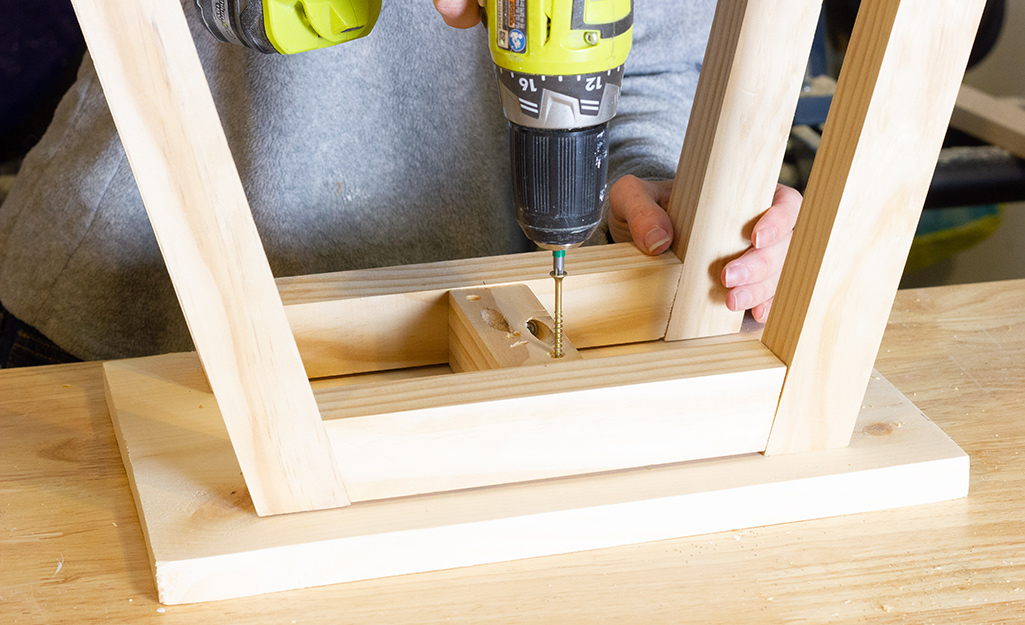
[0,0,85,161]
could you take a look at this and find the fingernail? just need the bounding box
[731,289,753,311]
[753,227,778,249]
[723,265,750,287]
[643,227,672,253]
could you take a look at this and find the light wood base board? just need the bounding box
[103,353,968,605]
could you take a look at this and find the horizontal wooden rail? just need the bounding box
[317,340,786,502]
[278,243,684,378]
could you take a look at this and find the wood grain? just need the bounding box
[761,0,988,454]
[69,0,348,514]
[448,284,581,372]
[951,83,1025,160]
[278,243,682,378]
[6,280,1025,621]
[664,0,821,340]
[103,340,786,504]
[99,351,964,603]
[317,340,784,501]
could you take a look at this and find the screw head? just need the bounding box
[584,31,600,46]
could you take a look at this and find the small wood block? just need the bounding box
[449,284,581,373]
[105,354,967,604]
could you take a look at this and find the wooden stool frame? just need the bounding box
[76,0,985,603]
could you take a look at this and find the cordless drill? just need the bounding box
[194,0,634,355]
[480,0,632,355]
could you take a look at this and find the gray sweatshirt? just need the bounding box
[0,0,714,360]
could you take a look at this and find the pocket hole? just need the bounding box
[526,318,552,341]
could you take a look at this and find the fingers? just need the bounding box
[607,177,802,318]
[722,228,792,291]
[751,297,773,324]
[433,0,482,28]
[724,256,782,316]
[751,183,802,249]
[608,176,675,255]
[722,184,802,320]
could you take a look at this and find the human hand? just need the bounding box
[719,184,801,323]
[608,176,676,255]
[433,0,481,28]
[608,175,802,323]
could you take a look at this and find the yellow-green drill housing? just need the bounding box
[264,0,381,54]
[484,0,632,76]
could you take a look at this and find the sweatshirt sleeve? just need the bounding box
[608,0,716,183]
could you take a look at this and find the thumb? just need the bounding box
[433,0,482,28]
[608,176,675,255]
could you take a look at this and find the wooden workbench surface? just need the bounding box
[3,280,1024,623]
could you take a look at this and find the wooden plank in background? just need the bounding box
[761,0,988,454]
[664,0,822,340]
[70,0,348,514]
[951,84,1025,160]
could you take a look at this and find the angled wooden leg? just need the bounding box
[664,0,822,340]
[761,0,988,454]
[73,0,349,514]
[449,284,582,372]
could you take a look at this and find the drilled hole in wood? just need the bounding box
[481,308,512,333]
[526,318,552,342]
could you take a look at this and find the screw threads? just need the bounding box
[551,270,565,358]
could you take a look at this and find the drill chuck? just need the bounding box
[483,0,632,250]
[496,65,623,249]
[510,123,609,249]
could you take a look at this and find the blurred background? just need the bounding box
[0,0,84,195]
[790,0,1025,288]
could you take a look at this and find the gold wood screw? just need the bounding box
[551,269,565,358]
